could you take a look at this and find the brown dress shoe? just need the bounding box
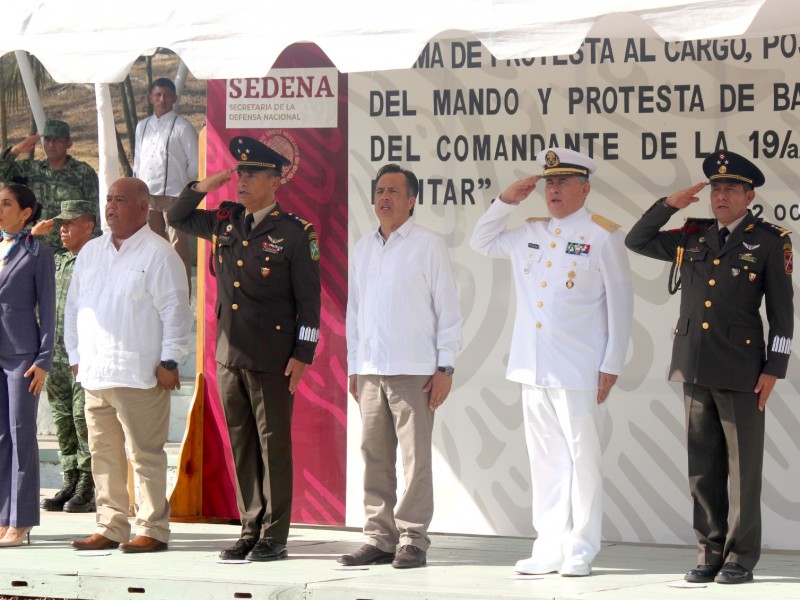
[71,533,120,550]
[120,535,168,553]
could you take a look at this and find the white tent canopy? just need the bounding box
[1,0,798,83]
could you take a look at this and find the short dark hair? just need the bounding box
[149,78,176,94]
[375,163,419,198]
[2,183,42,226]
[375,163,419,216]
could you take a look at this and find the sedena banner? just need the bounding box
[206,35,800,549]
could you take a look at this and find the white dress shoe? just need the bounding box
[514,556,561,575]
[559,560,592,577]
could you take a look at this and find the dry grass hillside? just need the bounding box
[4,51,206,172]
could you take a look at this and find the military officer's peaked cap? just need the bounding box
[537,147,597,178]
[703,150,765,187]
[53,199,97,221]
[229,135,290,172]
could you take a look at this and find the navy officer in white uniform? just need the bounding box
[470,148,633,577]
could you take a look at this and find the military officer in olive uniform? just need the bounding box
[625,151,793,585]
[167,136,321,562]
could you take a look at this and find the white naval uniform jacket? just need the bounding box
[471,199,633,389]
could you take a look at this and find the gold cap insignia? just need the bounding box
[545,150,559,168]
[241,153,248,160]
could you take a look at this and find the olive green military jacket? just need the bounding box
[626,200,793,392]
[167,185,321,374]
[0,151,99,251]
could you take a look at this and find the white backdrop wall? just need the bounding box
[346,33,800,550]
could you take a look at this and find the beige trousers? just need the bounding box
[84,385,171,543]
[357,374,434,552]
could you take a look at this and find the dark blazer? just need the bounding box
[167,185,321,374]
[0,238,56,369]
[625,201,793,392]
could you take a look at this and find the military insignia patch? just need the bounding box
[528,242,539,249]
[742,242,760,250]
[566,242,590,255]
[225,224,233,233]
[566,280,574,289]
[731,268,740,277]
[772,335,792,354]
[310,239,320,261]
[785,249,793,274]
[261,267,271,277]
[749,273,757,281]
[262,242,283,254]
[268,235,284,244]
[738,253,757,263]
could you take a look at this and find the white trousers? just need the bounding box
[522,385,605,566]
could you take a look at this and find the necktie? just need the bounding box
[718,226,729,248]
[245,213,255,233]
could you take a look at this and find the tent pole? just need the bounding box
[94,83,119,230]
[14,50,46,143]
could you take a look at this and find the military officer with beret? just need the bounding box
[471,148,633,577]
[625,151,793,585]
[167,136,320,562]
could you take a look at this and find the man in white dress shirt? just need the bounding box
[133,77,198,291]
[65,177,192,553]
[470,148,633,577]
[339,163,463,569]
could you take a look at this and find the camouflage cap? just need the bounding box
[42,119,70,139]
[53,200,97,221]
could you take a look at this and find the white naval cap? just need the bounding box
[536,147,597,178]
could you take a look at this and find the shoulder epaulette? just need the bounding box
[591,214,621,232]
[526,217,551,223]
[755,220,792,237]
[284,212,315,231]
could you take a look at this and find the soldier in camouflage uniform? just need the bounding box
[34,200,98,512]
[0,120,99,251]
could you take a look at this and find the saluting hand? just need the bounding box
[285,357,308,394]
[11,134,40,156]
[30,219,55,236]
[499,176,541,204]
[665,182,706,209]
[194,168,236,194]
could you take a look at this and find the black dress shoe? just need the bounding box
[246,538,287,562]
[219,538,257,560]
[714,562,753,584]
[392,545,426,569]
[684,564,722,583]
[338,544,395,566]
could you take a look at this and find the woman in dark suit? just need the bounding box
[0,183,55,547]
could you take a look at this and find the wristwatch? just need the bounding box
[437,366,455,376]
[160,360,178,371]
